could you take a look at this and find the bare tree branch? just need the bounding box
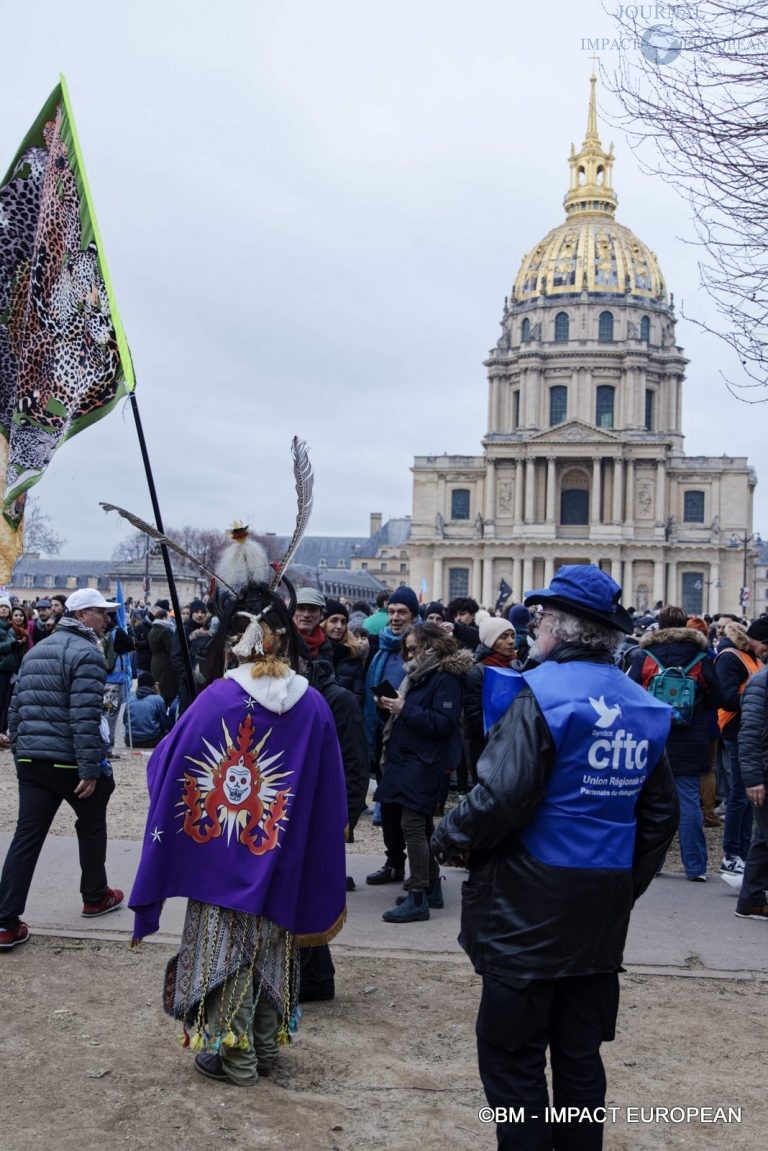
[604,1,768,394]
[21,497,66,556]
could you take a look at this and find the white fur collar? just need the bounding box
[224,665,308,714]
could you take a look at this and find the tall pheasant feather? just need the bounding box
[271,437,314,589]
[100,502,236,594]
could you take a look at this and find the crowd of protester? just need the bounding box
[1,569,766,1130]
[1,584,767,917]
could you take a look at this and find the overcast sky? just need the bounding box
[1,0,761,558]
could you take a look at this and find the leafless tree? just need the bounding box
[112,524,229,568]
[606,1,768,397]
[111,529,148,563]
[21,497,66,556]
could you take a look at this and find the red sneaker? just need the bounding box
[82,887,124,918]
[0,921,30,949]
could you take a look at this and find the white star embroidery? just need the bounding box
[243,695,256,711]
[150,826,164,843]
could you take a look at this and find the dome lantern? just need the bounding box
[511,73,666,305]
[563,72,617,220]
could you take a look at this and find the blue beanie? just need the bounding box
[508,604,532,628]
[387,586,419,618]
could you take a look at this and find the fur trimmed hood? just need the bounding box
[722,622,750,651]
[407,646,474,684]
[639,627,708,651]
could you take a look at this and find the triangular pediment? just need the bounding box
[528,419,622,445]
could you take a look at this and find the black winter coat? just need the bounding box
[329,638,366,705]
[432,644,678,983]
[375,649,470,815]
[715,626,763,741]
[308,659,369,834]
[8,617,108,778]
[737,667,768,788]
[627,627,722,777]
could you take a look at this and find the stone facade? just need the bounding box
[408,76,757,617]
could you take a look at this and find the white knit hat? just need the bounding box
[479,617,515,649]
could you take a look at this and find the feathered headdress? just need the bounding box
[100,437,314,599]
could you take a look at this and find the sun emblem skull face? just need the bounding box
[223,758,252,806]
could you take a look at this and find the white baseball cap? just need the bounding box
[65,588,119,612]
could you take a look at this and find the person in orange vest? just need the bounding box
[715,620,768,875]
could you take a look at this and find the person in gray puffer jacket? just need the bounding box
[0,589,125,952]
[735,666,768,920]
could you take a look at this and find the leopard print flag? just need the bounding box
[0,76,134,561]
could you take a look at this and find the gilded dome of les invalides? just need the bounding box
[512,75,666,305]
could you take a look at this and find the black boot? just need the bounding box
[396,875,443,909]
[366,864,405,885]
[382,890,430,923]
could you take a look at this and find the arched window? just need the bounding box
[644,389,654,431]
[682,572,704,615]
[521,318,531,342]
[598,311,614,342]
[640,315,650,342]
[549,385,567,426]
[561,489,589,525]
[554,312,569,342]
[683,491,705,523]
[448,567,469,598]
[560,469,590,526]
[451,489,470,520]
[595,385,615,428]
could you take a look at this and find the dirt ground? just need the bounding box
[1,742,767,1150]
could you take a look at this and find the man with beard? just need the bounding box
[433,566,678,1151]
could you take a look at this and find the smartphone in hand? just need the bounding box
[372,679,398,700]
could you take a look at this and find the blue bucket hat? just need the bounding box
[524,565,634,635]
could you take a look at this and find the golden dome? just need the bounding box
[512,75,667,305]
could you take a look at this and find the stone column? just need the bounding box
[484,459,496,522]
[591,458,602,524]
[655,459,666,523]
[482,556,495,608]
[666,558,677,604]
[709,563,721,615]
[525,458,536,524]
[514,460,525,524]
[512,556,523,600]
[652,559,665,606]
[522,556,534,594]
[544,555,555,584]
[432,557,443,602]
[472,556,482,601]
[546,457,556,524]
[625,459,635,523]
[612,458,624,522]
[622,559,633,602]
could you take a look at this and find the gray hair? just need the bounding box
[547,608,623,656]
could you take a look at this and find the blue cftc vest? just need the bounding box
[517,662,671,870]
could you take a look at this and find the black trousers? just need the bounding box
[381,801,407,871]
[477,972,620,1151]
[0,759,115,926]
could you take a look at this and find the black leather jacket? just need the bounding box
[432,644,678,983]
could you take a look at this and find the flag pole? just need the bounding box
[128,392,196,703]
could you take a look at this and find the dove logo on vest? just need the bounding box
[587,694,649,772]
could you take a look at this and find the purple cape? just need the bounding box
[129,678,347,943]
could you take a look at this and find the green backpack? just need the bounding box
[644,651,705,727]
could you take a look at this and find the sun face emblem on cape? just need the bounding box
[180,714,292,855]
